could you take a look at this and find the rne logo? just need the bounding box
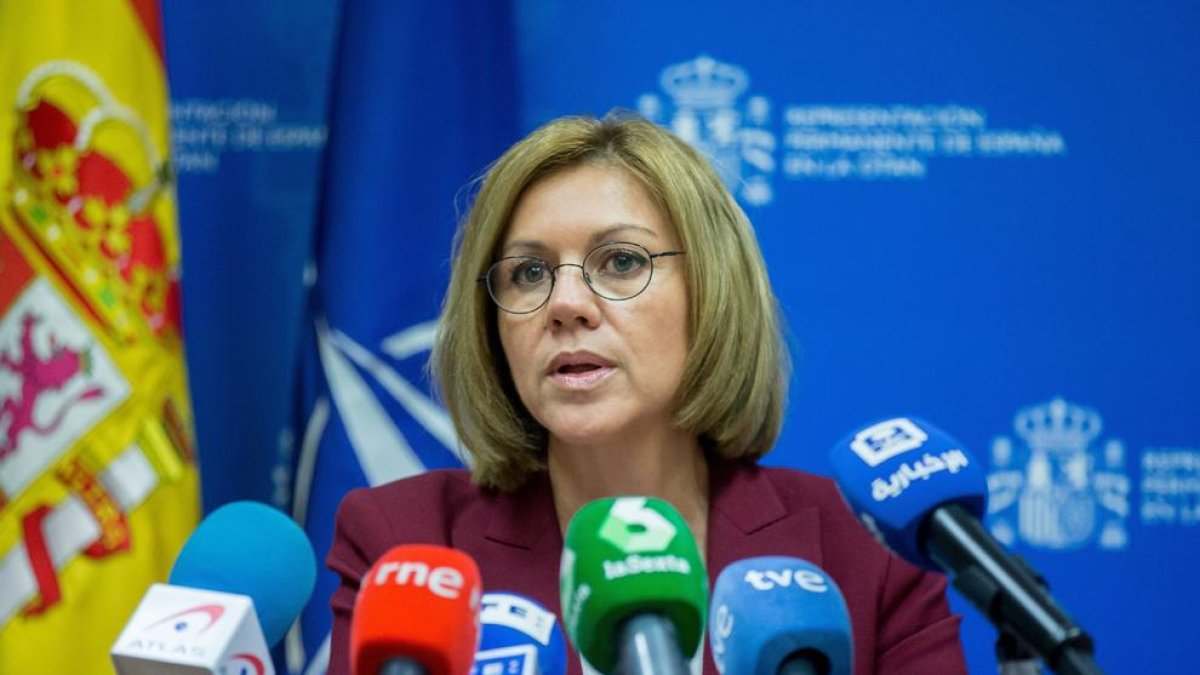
[372,560,465,599]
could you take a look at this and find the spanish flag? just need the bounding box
[0,1,200,672]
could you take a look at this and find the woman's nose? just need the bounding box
[544,264,600,328]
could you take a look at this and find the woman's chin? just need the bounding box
[540,412,629,448]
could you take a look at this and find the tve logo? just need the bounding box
[743,568,829,593]
[372,560,466,600]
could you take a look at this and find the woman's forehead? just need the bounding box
[499,165,677,251]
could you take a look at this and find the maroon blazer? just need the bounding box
[327,461,967,675]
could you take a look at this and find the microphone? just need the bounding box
[709,556,852,675]
[472,592,568,675]
[351,544,483,675]
[559,496,707,675]
[828,416,1101,675]
[110,501,317,674]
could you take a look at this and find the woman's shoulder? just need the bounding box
[343,468,480,508]
[333,468,496,548]
[754,463,839,493]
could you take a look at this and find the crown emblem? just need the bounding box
[7,60,178,344]
[1014,397,1101,455]
[660,55,748,109]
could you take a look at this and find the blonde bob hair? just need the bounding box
[433,112,788,492]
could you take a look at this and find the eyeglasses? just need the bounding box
[479,241,686,314]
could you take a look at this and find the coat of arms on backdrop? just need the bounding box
[986,397,1130,551]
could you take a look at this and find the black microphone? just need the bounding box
[828,416,1102,675]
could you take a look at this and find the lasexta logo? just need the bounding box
[597,497,677,553]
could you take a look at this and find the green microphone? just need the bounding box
[559,496,708,674]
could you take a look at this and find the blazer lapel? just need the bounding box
[476,471,566,618]
[706,461,825,580]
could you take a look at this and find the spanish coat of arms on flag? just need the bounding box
[0,1,200,672]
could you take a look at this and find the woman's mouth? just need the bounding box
[550,363,615,389]
[547,352,615,389]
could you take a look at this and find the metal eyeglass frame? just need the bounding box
[477,241,686,314]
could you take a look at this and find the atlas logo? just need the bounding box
[742,568,829,593]
[222,652,266,675]
[849,418,929,468]
[143,603,226,635]
[372,560,467,600]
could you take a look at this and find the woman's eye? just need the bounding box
[511,261,547,285]
[602,250,646,275]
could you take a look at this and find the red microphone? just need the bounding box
[351,544,483,675]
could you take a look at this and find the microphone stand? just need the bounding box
[996,629,1044,675]
[929,504,1103,675]
[381,658,427,675]
[617,614,690,675]
[776,649,830,675]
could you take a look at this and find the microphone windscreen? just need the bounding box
[560,496,707,674]
[478,592,568,675]
[352,544,483,675]
[168,500,316,646]
[710,556,852,675]
[828,416,987,569]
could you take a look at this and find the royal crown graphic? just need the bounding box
[660,55,749,109]
[1015,398,1102,455]
[8,60,180,344]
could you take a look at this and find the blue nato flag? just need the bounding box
[289,0,521,671]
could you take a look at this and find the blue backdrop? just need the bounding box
[166,2,1199,673]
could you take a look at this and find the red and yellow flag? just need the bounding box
[0,1,200,672]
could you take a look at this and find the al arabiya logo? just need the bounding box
[986,397,1130,551]
[143,603,226,636]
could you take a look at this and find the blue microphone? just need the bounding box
[709,557,852,675]
[169,500,318,646]
[829,417,1100,675]
[472,592,567,675]
[112,501,317,674]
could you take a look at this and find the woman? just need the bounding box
[327,113,967,674]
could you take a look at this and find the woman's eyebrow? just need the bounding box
[499,239,550,256]
[590,223,659,244]
[499,223,659,257]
